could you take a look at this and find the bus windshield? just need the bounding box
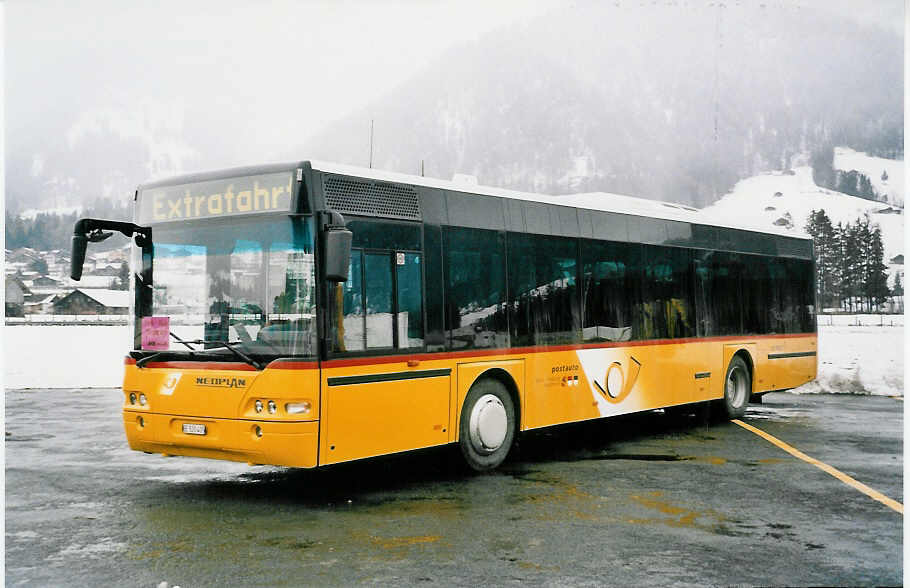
[135,215,317,360]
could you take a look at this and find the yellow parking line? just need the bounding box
[732,419,903,514]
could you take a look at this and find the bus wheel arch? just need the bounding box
[458,371,519,471]
[720,351,752,419]
[733,349,755,386]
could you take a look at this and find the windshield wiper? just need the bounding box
[134,339,264,370]
[181,339,264,370]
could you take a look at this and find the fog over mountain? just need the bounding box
[5,2,903,213]
[301,4,903,207]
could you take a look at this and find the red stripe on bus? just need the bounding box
[266,360,319,370]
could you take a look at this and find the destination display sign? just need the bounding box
[137,171,295,224]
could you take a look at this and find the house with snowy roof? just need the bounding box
[51,289,130,315]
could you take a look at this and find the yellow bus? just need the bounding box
[72,161,817,471]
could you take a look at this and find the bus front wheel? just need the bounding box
[720,355,750,420]
[459,378,516,471]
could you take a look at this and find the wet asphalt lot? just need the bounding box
[5,389,903,586]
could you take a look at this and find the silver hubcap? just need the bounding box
[727,367,747,408]
[468,394,508,453]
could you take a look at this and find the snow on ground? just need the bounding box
[4,326,129,389]
[834,146,904,207]
[3,324,902,396]
[795,325,903,397]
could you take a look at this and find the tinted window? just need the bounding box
[581,239,641,342]
[444,227,509,349]
[789,258,817,332]
[348,220,421,251]
[423,224,445,350]
[508,233,580,346]
[694,250,742,336]
[333,250,365,352]
[396,252,424,348]
[640,245,694,339]
[741,254,772,334]
[364,253,394,348]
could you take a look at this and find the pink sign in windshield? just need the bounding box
[141,316,170,350]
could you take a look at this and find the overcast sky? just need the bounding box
[2,0,904,200]
[5,0,559,163]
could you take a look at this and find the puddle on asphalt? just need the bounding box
[745,405,810,420]
[626,491,747,536]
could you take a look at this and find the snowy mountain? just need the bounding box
[300,4,903,209]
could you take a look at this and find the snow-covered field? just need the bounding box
[834,147,904,207]
[3,325,902,396]
[795,325,903,397]
[4,326,129,389]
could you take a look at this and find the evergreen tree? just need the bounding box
[858,174,875,199]
[805,209,837,309]
[865,224,890,309]
[834,221,861,311]
[806,209,835,308]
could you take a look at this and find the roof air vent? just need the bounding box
[323,176,420,220]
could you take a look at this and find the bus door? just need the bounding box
[322,249,451,464]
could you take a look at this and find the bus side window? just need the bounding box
[443,227,509,350]
[396,252,424,348]
[364,252,394,348]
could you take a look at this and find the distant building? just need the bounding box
[31,276,62,288]
[24,293,59,315]
[5,276,31,317]
[51,289,130,315]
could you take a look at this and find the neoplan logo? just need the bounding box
[196,377,247,389]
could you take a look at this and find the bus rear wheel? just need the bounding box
[720,355,750,420]
[459,378,516,471]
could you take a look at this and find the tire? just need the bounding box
[720,355,751,420]
[459,378,516,471]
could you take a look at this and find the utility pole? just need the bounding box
[369,119,374,169]
[420,160,425,177]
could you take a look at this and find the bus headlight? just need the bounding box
[139,394,147,406]
[254,399,263,413]
[267,400,277,414]
[285,401,312,415]
[129,393,137,405]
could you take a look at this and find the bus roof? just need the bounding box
[309,160,811,241]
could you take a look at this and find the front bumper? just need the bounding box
[123,410,319,468]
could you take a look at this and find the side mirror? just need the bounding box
[324,226,353,282]
[71,234,88,280]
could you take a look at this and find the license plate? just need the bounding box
[182,423,206,435]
